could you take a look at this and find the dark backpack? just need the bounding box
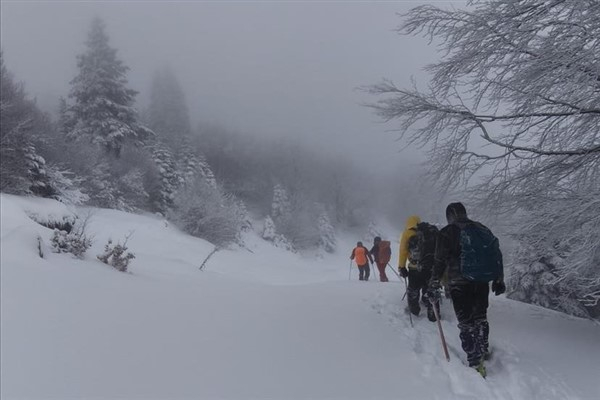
[407,222,439,268]
[458,222,503,282]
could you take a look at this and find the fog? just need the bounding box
[1,0,443,173]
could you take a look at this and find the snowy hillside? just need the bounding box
[1,194,599,400]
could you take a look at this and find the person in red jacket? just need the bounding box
[370,236,391,282]
[350,242,374,281]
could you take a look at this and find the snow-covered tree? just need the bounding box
[0,52,55,196]
[262,215,295,252]
[149,143,181,213]
[146,66,191,144]
[271,184,291,223]
[317,210,336,253]
[368,0,600,317]
[63,17,152,158]
[169,177,243,247]
[178,141,216,188]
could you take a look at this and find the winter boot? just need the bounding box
[427,304,436,322]
[474,360,487,378]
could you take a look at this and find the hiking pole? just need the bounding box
[430,297,450,362]
[403,276,413,327]
[386,263,401,281]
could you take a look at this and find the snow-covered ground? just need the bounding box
[1,194,599,400]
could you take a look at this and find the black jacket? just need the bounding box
[432,217,504,285]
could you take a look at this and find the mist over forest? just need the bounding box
[2,0,599,321]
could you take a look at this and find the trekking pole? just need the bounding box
[430,297,450,362]
[403,276,413,327]
[386,263,401,281]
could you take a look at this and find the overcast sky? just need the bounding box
[1,1,456,172]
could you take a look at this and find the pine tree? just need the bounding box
[146,67,191,144]
[178,140,216,188]
[271,184,291,223]
[0,52,53,196]
[64,17,152,158]
[317,210,336,253]
[150,143,181,213]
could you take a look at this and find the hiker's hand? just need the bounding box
[428,280,441,302]
[492,280,506,296]
[399,268,408,278]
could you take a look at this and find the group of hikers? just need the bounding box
[350,202,506,377]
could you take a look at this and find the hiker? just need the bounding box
[398,215,439,321]
[350,241,373,281]
[370,236,391,282]
[428,202,505,376]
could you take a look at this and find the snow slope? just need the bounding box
[1,194,599,399]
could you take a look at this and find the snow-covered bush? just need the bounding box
[169,177,243,247]
[97,237,135,272]
[28,212,77,233]
[50,229,92,259]
[49,213,93,259]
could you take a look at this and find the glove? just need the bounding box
[428,280,442,303]
[399,267,408,278]
[492,280,506,296]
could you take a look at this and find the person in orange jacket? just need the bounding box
[350,241,374,281]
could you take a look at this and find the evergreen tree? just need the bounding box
[0,52,53,196]
[146,67,191,143]
[271,184,291,223]
[317,210,336,253]
[64,17,152,158]
[150,143,181,213]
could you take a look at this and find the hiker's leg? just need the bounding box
[358,265,365,281]
[364,264,370,281]
[407,268,422,315]
[473,283,490,356]
[451,284,481,366]
[377,263,388,282]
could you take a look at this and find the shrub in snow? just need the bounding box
[51,229,93,259]
[49,213,93,259]
[28,212,77,233]
[97,238,135,272]
[169,177,243,247]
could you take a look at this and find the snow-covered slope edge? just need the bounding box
[1,194,599,400]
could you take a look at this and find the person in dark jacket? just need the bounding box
[398,216,439,321]
[369,236,391,282]
[429,202,506,375]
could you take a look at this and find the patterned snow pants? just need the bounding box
[450,282,490,366]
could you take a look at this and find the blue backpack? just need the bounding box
[458,223,502,282]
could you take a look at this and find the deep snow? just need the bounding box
[1,194,599,399]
